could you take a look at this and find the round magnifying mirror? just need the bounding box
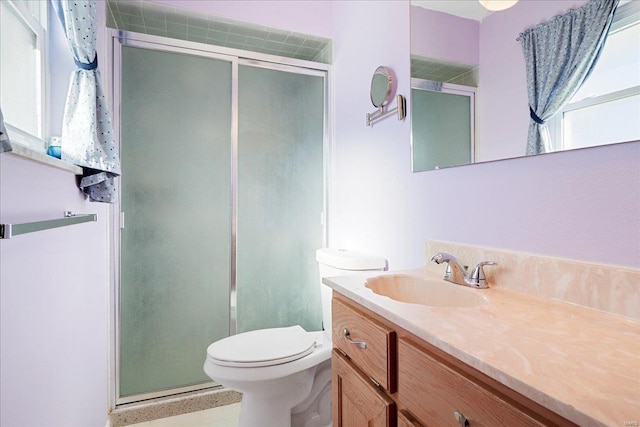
[370,66,393,108]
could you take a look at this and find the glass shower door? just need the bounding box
[118,45,233,398]
[236,63,325,334]
[411,82,475,171]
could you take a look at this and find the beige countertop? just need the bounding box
[324,268,640,427]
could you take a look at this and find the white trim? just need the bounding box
[562,85,639,112]
[5,144,82,174]
[4,123,46,152]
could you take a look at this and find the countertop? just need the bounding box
[324,268,640,427]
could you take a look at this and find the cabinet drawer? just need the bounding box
[399,410,425,427]
[332,297,396,392]
[332,350,396,427]
[398,338,549,427]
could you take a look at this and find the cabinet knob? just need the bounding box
[343,328,367,349]
[453,410,469,426]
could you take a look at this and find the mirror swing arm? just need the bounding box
[366,94,407,126]
[366,66,407,127]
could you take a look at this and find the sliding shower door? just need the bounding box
[411,80,475,172]
[114,33,328,404]
[118,45,233,398]
[236,64,325,334]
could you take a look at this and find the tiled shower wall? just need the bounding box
[107,0,332,63]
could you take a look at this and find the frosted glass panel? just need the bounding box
[237,65,324,333]
[412,89,472,171]
[119,46,232,397]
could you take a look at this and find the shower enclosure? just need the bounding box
[411,78,475,171]
[110,31,328,404]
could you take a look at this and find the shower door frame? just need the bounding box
[410,77,477,170]
[107,29,331,408]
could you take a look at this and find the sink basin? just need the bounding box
[365,274,488,308]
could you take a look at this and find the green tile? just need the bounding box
[209,21,230,33]
[145,19,167,31]
[262,40,283,51]
[267,32,289,43]
[278,43,299,54]
[142,6,165,22]
[207,29,227,42]
[166,12,188,25]
[187,16,209,29]
[244,37,264,49]
[226,33,247,44]
[188,26,208,38]
[166,22,187,35]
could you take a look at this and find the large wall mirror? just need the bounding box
[410,0,640,172]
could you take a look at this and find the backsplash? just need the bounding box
[424,241,639,320]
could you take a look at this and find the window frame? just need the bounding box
[1,0,48,152]
[550,1,640,151]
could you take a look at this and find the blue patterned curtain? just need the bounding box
[52,0,121,202]
[520,0,619,154]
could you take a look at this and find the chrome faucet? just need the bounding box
[430,252,496,289]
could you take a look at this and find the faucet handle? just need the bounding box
[469,261,496,288]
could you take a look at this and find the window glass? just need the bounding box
[555,4,640,151]
[0,1,41,137]
[564,94,640,149]
[571,23,640,102]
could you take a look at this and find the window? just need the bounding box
[0,0,47,151]
[551,1,640,151]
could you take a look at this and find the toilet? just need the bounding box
[203,248,387,427]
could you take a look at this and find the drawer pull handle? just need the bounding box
[343,328,367,349]
[454,411,469,426]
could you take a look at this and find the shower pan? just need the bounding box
[110,30,329,405]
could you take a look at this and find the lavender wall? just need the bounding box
[0,157,110,427]
[410,5,479,65]
[0,3,110,426]
[330,1,426,268]
[332,1,639,269]
[420,141,640,268]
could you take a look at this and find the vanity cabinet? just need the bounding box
[332,350,396,426]
[331,294,577,427]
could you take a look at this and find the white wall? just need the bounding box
[0,2,110,426]
[0,157,110,427]
[330,1,430,269]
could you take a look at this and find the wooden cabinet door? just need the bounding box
[332,350,396,427]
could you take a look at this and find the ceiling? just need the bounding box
[411,0,493,21]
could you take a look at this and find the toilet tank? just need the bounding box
[316,249,387,336]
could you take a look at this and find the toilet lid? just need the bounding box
[207,325,318,368]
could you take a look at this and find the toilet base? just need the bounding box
[235,359,331,427]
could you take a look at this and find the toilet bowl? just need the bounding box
[203,248,386,427]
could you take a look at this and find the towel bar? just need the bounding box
[0,211,97,239]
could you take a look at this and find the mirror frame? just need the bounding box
[370,66,394,108]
